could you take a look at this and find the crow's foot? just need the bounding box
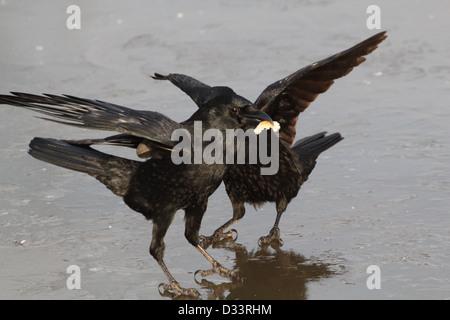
[194,261,241,282]
[200,228,238,246]
[258,226,284,247]
[158,281,200,298]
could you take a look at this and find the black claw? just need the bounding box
[228,229,239,241]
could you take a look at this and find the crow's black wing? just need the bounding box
[63,133,143,149]
[152,73,253,108]
[254,31,387,145]
[63,133,170,159]
[152,73,213,107]
[0,92,182,149]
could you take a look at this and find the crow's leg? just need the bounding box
[258,199,287,246]
[150,211,199,298]
[185,203,242,282]
[199,200,244,245]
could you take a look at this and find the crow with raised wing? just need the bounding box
[152,31,387,245]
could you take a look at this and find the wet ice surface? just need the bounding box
[1,0,449,299]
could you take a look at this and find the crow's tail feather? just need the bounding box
[29,137,139,197]
[292,132,343,180]
[292,132,343,160]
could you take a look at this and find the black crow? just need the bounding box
[0,89,273,297]
[152,31,387,245]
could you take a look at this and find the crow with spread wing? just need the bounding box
[152,31,387,246]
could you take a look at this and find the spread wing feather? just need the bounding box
[0,92,182,149]
[254,31,387,145]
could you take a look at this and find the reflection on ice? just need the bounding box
[197,242,343,300]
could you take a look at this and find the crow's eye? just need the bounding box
[231,107,239,114]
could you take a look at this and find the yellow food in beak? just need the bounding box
[254,121,280,135]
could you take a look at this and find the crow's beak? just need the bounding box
[240,105,274,127]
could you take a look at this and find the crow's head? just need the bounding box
[191,86,273,131]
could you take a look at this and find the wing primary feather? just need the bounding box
[255,31,387,145]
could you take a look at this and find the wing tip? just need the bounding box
[364,30,388,52]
